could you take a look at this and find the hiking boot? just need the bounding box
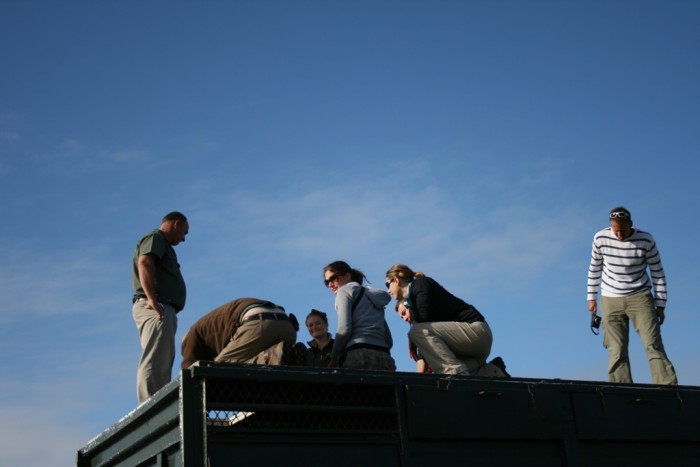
[243,341,285,365]
[489,356,511,378]
[264,341,285,365]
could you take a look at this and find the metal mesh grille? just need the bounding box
[205,379,399,433]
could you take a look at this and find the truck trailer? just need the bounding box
[77,362,700,466]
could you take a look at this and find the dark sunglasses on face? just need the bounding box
[385,280,392,289]
[610,211,630,219]
[324,273,339,287]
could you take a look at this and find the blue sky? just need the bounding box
[1,1,699,465]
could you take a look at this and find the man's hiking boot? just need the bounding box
[489,356,511,378]
[472,356,510,378]
[244,341,285,366]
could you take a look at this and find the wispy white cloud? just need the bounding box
[169,161,593,313]
[36,139,152,177]
[0,128,694,467]
[0,341,138,467]
[0,244,125,324]
[0,131,20,141]
[0,112,18,123]
[0,405,91,466]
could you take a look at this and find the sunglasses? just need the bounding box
[324,273,340,287]
[385,280,392,289]
[610,211,630,219]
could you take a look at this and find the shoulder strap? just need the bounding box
[351,286,366,313]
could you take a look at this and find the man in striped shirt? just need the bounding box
[587,206,677,385]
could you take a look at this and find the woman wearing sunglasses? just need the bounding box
[385,263,508,377]
[322,260,395,371]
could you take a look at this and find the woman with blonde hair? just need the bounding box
[385,263,508,377]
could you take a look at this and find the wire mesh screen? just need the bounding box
[205,378,399,433]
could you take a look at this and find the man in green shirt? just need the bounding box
[132,211,189,404]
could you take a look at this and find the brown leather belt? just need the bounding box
[240,312,289,324]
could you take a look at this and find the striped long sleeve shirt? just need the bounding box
[587,227,667,308]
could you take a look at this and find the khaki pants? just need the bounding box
[601,290,677,385]
[409,321,492,375]
[133,301,177,404]
[215,318,296,363]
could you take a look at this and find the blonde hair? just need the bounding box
[385,263,425,282]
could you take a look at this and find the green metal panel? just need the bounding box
[76,364,700,467]
[77,377,181,467]
[577,440,700,467]
[407,439,567,467]
[572,386,700,440]
[179,368,207,467]
[406,379,567,439]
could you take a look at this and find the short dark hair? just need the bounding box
[162,211,188,223]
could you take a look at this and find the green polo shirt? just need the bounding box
[132,229,186,311]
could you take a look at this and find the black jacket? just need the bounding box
[408,276,485,324]
[305,335,335,367]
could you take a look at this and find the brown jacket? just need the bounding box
[181,297,277,369]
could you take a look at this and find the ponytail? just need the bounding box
[386,263,424,282]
